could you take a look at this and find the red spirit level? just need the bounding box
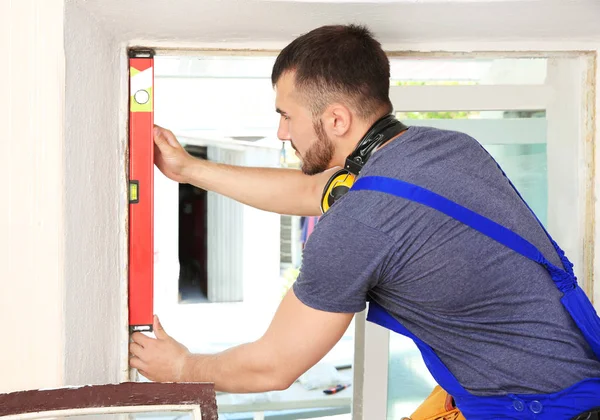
[128,48,155,332]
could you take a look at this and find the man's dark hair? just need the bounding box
[271,24,393,120]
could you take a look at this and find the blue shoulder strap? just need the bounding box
[352,176,563,276]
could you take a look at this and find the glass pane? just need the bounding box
[485,143,547,226]
[155,56,548,86]
[387,111,547,419]
[155,55,276,79]
[387,334,438,418]
[390,58,547,85]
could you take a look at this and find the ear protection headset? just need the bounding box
[320,114,408,213]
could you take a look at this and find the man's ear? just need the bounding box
[323,103,352,137]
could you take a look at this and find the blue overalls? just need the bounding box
[351,175,600,419]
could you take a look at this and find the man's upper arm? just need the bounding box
[293,212,395,313]
[254,212,394,386]
[258,287,354,387]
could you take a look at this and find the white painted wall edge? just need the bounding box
[64,2,125,387]
[118,48,132,383]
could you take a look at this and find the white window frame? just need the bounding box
[356,52,596,420]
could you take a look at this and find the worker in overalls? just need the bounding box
[131,24,600,419]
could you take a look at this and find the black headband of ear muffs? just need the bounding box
[320,115,408,213]
[344,114,408,175]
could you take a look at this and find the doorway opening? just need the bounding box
[178,145,209,303]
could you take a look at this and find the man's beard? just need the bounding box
[300,119,334,175]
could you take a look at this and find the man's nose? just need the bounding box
[277,119,291,142]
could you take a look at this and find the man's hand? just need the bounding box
[130,315,191,382]
[154,125,195,184]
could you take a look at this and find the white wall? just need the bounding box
[0,0,129,393]
[0,0,66,393]
[63,2,128,385]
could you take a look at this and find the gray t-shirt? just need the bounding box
[293,126,600,396]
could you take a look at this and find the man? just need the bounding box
[130,24,600,418]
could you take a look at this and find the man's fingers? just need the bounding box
[138,370,151,380]
[129,342,145,357]
[153,125,180,149]
[131,332,152,347]
[153,127,167,149]
[153,315,169,340]
[129,356,148,372]
[162,128,181,148]
[153,126,172,150]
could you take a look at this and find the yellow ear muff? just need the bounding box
[320,169,356,213]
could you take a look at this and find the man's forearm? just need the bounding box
[182,342,292,393]
[182,158,327,217]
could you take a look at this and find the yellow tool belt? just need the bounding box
[402,386,465,420]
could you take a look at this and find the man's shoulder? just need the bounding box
[399,124,476,141]
[315,206,386,239]
[369,125,482,169]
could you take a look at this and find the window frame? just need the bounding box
[133,49,596,420]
